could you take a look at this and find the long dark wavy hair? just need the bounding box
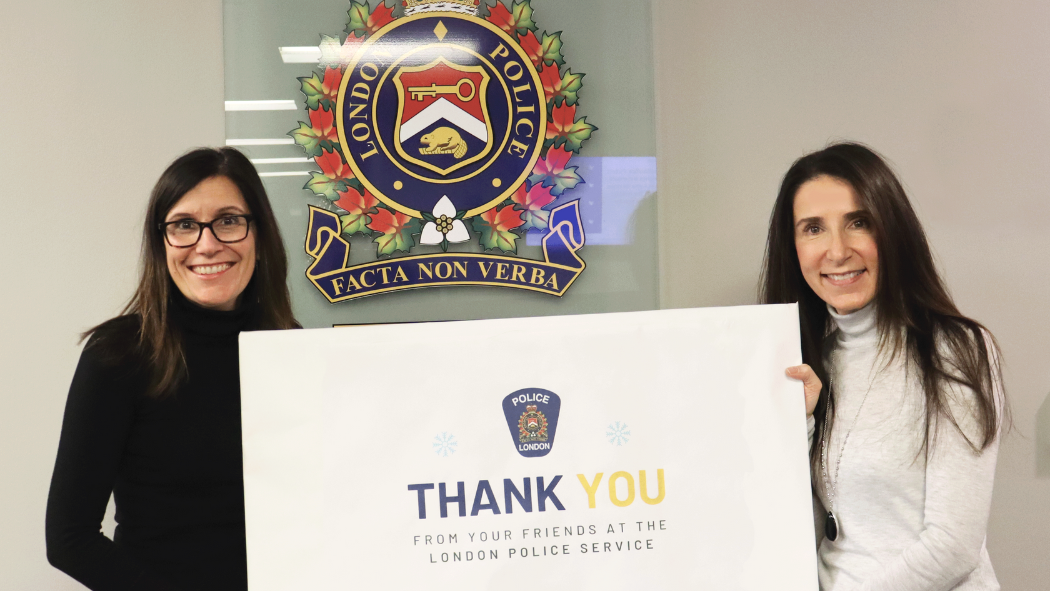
[85,147,297,397]
[760,142,1006,470]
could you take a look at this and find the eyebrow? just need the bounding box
[166,205,249,221]
[794,209,868,229]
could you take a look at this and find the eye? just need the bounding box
[174,219,199,231]
[850,217,870,230]
[216,215,240,227]
[803,224,821,235]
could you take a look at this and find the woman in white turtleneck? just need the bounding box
[759,143,1007,591]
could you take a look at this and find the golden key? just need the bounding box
[408,78,476,102]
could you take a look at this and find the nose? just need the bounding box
[826,228,851,263]
[194,226,224,254]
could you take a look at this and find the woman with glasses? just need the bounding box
[764,143,1006,590]
[46,148,298,590]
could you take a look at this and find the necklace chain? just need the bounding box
[820,375,874,516]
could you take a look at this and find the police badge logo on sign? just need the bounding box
[502,387,561,457]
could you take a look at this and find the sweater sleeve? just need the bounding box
[857,380,1002,591]
[45,340,180,591]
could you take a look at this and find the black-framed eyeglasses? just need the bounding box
[159,215,254,248]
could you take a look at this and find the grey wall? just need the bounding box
[654,1,1050,588]
[2,0,1046,588]
[0,1,224,587]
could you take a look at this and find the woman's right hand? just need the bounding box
[785,364,821,417]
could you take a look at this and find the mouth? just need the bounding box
[823,269,865,286]
[190,262,234,276]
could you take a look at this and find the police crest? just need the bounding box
[518,405,548,443]
[291,0,596,301]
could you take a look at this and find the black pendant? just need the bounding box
[825,511,838,541]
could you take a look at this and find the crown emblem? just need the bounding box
[402,0,480,17]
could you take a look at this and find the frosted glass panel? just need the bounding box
[223,0,657,327]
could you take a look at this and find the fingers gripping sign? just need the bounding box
[786,364,822,418]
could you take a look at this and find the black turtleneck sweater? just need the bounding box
[46,293,255,590]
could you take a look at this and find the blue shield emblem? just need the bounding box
[502,388,561,458]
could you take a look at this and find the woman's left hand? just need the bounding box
[785,364,821,417]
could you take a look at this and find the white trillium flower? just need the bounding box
[420,195,470,245]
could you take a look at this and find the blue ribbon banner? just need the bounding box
[305,201,586,302]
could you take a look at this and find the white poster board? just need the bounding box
[240,305,817,590]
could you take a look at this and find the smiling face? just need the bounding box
[164,176,256,311]
[793,175,879,315]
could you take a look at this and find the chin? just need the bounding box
[187,288,240,310]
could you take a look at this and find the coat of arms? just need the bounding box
[290,0,596,301]
[518,404,548,443]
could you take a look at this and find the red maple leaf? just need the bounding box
[308,106,338,144]
[518,31,544,69]
[334,186,378,215]
[321,67,342,107]
[546,103,577,141]
[367,207,412,235]
[486,3,517,35]
[479,203,525,232]
[511,182,556,212]
[532,146,572,178]
[539,65,563,104]
[366,3,395,34]
[315,149,351,181]
[343,31,365,53]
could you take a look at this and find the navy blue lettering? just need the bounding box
[439,481,466,518]
[408,483,434,519]
[470,480,502,516]
[504,478,533,514]
[537,476,565,511]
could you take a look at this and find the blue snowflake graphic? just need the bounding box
[432,432,458,457]
[606,422,631,446]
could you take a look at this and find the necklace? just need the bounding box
[819,376,873,542]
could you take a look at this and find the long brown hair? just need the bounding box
[760,142,1006,469]
[85,147,297,396]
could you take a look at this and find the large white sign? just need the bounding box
[240,305,817,590]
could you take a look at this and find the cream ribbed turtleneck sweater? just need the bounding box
[813,304,1001,591]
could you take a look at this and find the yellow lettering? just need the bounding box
[639,469,665,505]
[489,44,510,59]
[418,262,434,280]
[514,118,534,138]
[577,473,603,509]
[516,104,536,114]
[351,122,370,141]
[478,261,493,277]
[347,102,368,120]
[330,277,345,295]
[511,264,526,283]
[496,263,510,280]
[360,269,376,288]
[379,266,391,284]
[543,272,559,290]
[360,141,378,160]
[350,82,370,100]
[346,274,363,291]
[503,61,523,81]
[453,261,468,278]
[511,84,533,104]
[393,266,408,283]
[435,262,452,279]
[529,267,546,285]
[609,471,635,508]
[508,139,529,158]
[359,62,379,81]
